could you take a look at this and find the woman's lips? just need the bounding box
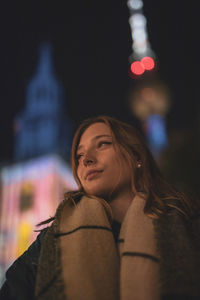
[86,170,103,180]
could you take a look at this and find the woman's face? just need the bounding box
[76,122,132,199]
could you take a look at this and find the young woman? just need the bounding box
[1,115,200,300]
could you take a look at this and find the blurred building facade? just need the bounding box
[0,43,76,285]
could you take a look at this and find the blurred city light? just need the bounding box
[131,61,145,75]
[129,80,171,158]
[127,0,143,10]
[146,115,168,157]
[129,13,146,28]
[130,56,155,76]
[141,56,155,70]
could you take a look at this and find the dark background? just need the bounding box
[0,1,199,195]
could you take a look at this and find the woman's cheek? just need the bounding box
[76,169,82,184]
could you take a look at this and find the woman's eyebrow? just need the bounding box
[77,134,112,151]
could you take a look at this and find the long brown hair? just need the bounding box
[71,115,195,220]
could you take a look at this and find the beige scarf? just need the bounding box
[35,193,160,300]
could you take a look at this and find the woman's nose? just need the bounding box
[83,153,96,166]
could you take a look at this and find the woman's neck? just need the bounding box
[108,190,134,223]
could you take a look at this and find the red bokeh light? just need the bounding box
[130,61,145,75]
[141,56,155,71]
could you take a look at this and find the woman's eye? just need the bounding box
[98,141,112,147]
[76,154,83,161]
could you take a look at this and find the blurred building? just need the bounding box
[0,43,76,285]
[129,78,170,159]
[14,43,72,161]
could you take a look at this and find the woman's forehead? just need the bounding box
[79,123,111,145]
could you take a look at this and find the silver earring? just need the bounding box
[137,162,142,168]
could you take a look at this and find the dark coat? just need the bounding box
[0,229,48,300]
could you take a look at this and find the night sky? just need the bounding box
[0,1,199,169]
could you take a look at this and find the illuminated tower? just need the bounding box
[127,1,170,159]
[14,43,72,161]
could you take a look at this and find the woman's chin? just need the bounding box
[85,189,109,200]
